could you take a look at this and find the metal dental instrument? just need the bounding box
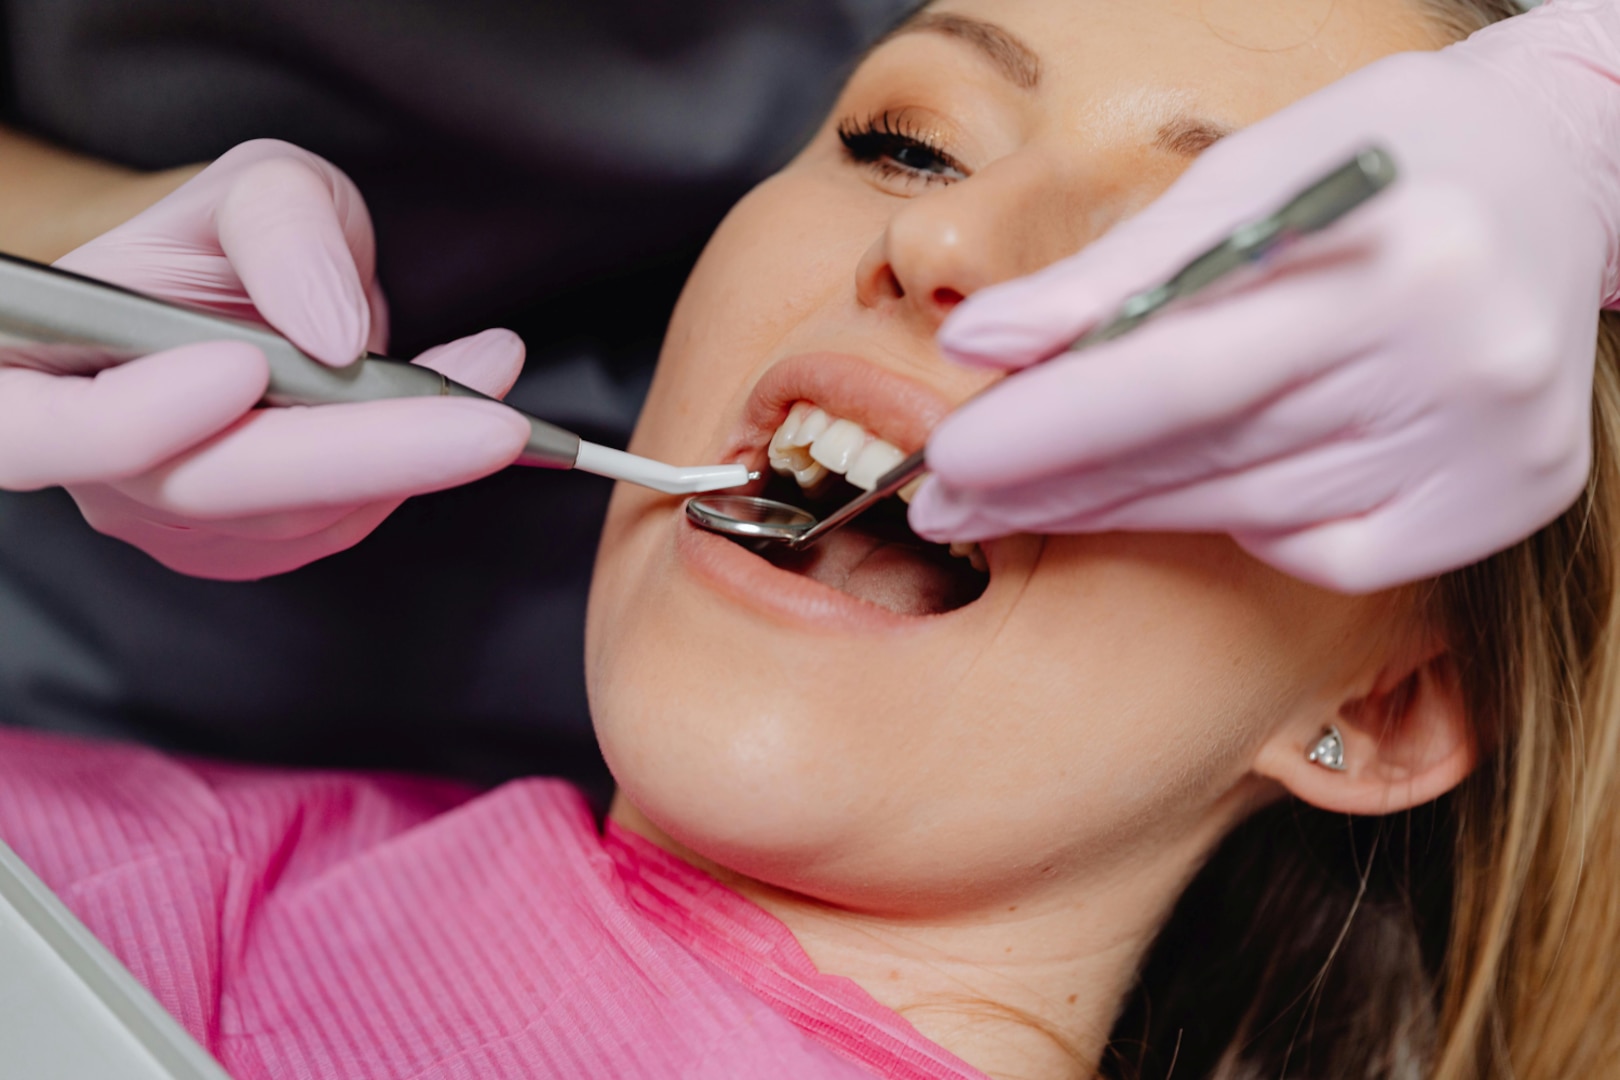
[686,145,1399,548]
[0,254,752,496]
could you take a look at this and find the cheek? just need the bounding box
[628,168,875,462]
[962,538,1307,816]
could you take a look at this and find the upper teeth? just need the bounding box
[767,401,985,571]
[768,403,910,496]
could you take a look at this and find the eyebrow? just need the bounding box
[881,12,1042,91]
[877,11,1232,158]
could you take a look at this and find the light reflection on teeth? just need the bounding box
[846,440,904,492]
[809,418,867,474]
[766,401,983,568]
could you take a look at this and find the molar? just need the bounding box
[949,541,989,573]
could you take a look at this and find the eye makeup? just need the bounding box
[836,109,971,188]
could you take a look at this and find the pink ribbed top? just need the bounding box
[0,729,987,1080]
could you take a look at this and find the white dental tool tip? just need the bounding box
[572,441,752,495]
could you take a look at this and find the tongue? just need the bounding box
[763,525,967,616]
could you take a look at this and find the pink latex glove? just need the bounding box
[911,0,1620,593]
[0,139,530,581]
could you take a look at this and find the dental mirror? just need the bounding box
[684,494,820,543]
[686,146,1398,550]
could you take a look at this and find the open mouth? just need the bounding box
[728,400,990,618]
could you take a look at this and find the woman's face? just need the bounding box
[588,0,1442,914]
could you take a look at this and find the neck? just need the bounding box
[738,883,1146,1079]
[609,798,1217,1080]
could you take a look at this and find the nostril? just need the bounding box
[933,287,965,310]
[881,266,906,301]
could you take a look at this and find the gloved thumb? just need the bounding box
[214,151,378,367]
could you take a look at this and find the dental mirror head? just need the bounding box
[686,447,928,549]
[685,494,818,544]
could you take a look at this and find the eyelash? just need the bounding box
[836,111,968,188]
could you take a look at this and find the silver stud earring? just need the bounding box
[1306,725,1347,772]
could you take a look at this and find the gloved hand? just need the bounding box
[0,139,530,581]
[910,0,1620,593]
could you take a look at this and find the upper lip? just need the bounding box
[719,353,955,482]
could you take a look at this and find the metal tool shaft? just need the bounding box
[0,253,582,469]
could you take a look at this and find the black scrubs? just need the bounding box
[0,1,910,784]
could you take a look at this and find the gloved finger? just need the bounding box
[172,503,362,543]
[410,328,527,400]
[924,183,1461,493]
[1234,513,1459,596]
[937,134,1376,371]
[1233,444,1592,596]
[927,255,1382,493]
[54,238,241,319]
[54,140,386,360]
[214,154,375,367]
[72,480,357,545]
[936,207,1235,371]
[0,342,268,491]
[116,396,530,519]
[203,500,399,581]
[1061,436,1413,537]
[78,486,401,582]
[917,341,1432,540]
[916,442,1377,544]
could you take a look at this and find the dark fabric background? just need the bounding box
[0,0,910,785]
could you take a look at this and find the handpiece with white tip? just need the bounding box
[0,253,750,497]
[571,442,750,495]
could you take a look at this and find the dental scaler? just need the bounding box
[687,145,1399,546]
[0,253,751,496]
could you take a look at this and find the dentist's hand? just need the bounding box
[910,1,1620,593]
[0,139,530,580]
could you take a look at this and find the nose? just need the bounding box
[854,153,1084,334]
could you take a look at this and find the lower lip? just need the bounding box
[675,509,953,634]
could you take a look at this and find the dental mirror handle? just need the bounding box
[787,146,1399,548]
[0,252,748,496]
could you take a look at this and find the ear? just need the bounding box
[1253,645,1475,816]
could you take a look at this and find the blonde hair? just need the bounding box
[1412,5,1620,1074]
[1430,312,1620,1076]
